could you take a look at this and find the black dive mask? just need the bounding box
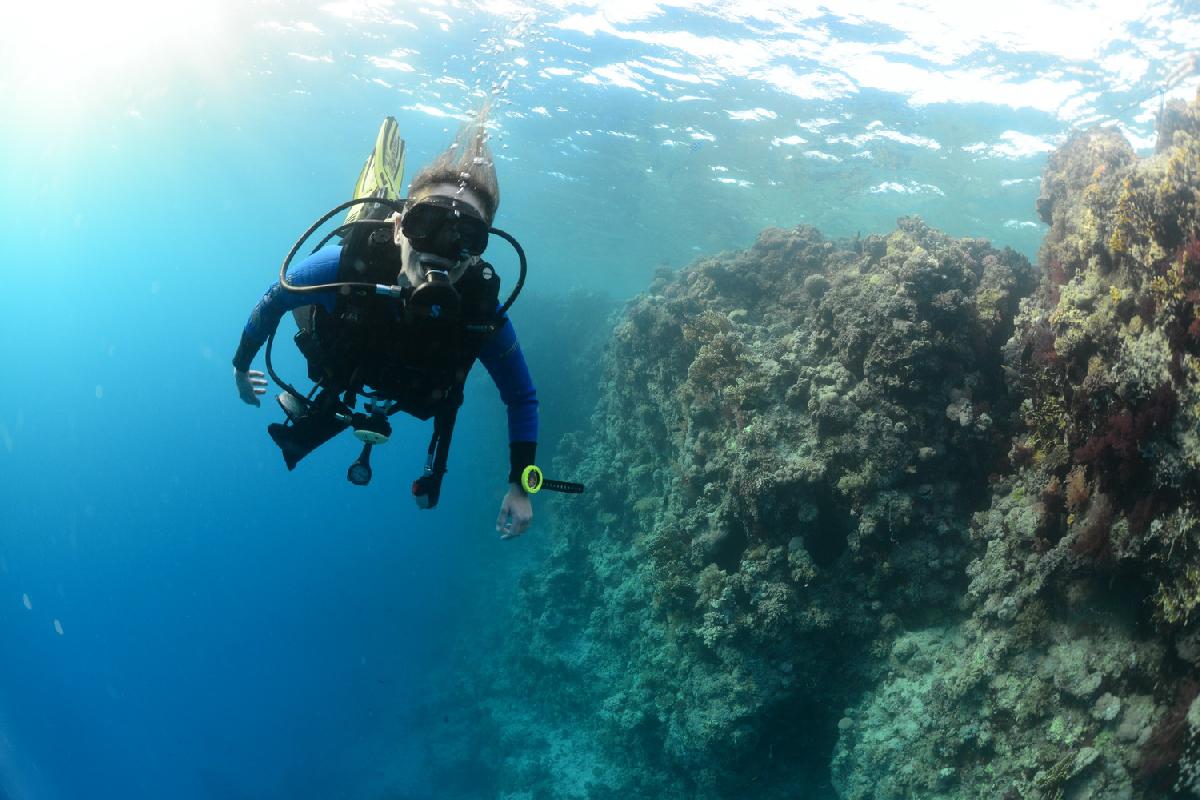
[400,195,489,260]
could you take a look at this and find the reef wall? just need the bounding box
[487,222,1033,795]
[834,94,1200,800]
[486,92,1200,800]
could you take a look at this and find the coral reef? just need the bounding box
[833,93,1200,798]
[486,211,1033,796]
[474,86,1200,800]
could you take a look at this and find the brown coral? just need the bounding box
[1065,466,1090,512]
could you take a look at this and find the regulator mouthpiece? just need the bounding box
[408,268,461,321]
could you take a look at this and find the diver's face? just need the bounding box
[399,238,453,286]
[399,183,488,285]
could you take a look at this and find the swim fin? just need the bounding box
[345,116,406,225]
[267,412,349,471]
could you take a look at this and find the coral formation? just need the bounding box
[486,215,1033,796]
[475,88,1200,800]
[835,92,1200,798]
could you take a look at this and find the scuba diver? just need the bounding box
[231,112,539,539]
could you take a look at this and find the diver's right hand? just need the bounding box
[235,368,268,406]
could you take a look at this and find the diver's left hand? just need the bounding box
[496,484,533,540]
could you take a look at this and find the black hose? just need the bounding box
[279,198,408,293]
[490,226,527,317]
[264,329,306,405]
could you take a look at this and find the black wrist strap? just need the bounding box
[508,441,537,485]
[232,335,258,372]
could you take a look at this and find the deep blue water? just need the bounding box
[1,1,1197,797]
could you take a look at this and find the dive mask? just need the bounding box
[398,195,489,261]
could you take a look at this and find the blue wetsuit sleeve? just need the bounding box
[478,317,539,483]
[232,247,341,371]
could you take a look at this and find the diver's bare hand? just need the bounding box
[235,368,268,406]
[497,484,533,539]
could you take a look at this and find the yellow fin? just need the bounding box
[345,116,406,225]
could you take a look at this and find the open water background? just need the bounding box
[1,1,1198,797]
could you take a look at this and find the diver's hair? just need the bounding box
[408,105,500,224]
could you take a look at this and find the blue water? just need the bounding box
[1,1,1197,797]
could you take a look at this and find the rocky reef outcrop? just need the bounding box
[834,96,1200,798]
[483,89,1200,800]
[488,218,1033,796]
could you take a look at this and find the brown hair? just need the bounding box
[408,105,500,224]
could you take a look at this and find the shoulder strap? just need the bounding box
[456,259,502,323]
[337,221,402,285]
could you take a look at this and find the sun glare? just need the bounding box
[0,0,232,118]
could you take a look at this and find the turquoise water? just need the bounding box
[1,2,1197,798]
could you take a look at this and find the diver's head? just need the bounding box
[396,183,491,286]
[397,106,500,287]
[394,182,492,322]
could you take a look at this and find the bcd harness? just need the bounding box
[290,219,502,508]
